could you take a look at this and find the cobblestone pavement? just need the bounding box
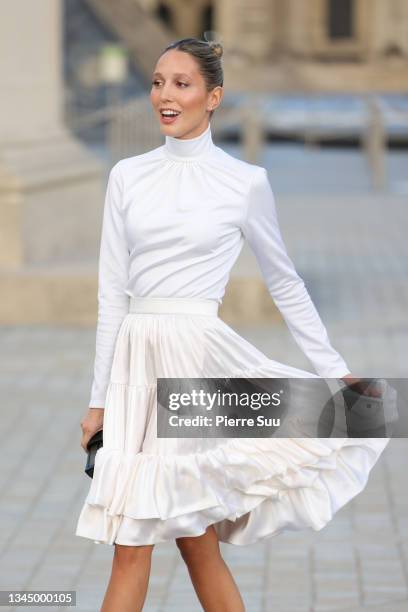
[0,183,407,610]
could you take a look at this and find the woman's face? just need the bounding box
[150,49,223,139]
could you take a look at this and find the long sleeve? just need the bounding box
[89,162,130,408]
[241,166,351,378]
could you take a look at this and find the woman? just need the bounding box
[75,36,389,611]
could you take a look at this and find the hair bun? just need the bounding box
[208,41,223,59]
[203,30,224,59]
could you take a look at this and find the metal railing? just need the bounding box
[65,92,408,190]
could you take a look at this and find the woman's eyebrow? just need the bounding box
[152,72,191,79]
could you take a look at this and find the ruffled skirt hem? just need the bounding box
[75,311,389,546]
[76,387,389,546]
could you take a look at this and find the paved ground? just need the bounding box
[0,145,407,611]
[0,324,406,612]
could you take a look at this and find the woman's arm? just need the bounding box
[241,166,351,379]
[88,161,130,408]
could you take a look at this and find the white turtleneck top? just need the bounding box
[89,122,350,408]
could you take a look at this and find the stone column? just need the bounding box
[0,1,63,144]
[0,0,104,323]
[219,0,274,62]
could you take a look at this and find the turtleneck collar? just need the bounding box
[164,123,214,161]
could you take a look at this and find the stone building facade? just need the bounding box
[141,0,408,91]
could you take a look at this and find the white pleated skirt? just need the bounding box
[75,296,390,546]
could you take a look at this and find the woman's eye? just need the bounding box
[151,80,188,87]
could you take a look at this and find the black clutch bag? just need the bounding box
[85,429,103,478]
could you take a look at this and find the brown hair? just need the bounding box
[159,37,224,118]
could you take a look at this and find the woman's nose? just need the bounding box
[159,84,175,100]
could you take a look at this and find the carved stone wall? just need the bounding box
[146,0,408,91]
[147,0,407,57]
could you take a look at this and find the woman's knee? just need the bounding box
[113,543,154,568]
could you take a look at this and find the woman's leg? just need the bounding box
[176,525,245,612]
[100,543,155,612]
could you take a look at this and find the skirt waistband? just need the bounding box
[129,296,219,316]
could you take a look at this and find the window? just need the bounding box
[156,3,172,29]
[327,0,353,39]
[202,4,213,35]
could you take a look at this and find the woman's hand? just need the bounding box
[80,408,104,453]
[341,374,383,398]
